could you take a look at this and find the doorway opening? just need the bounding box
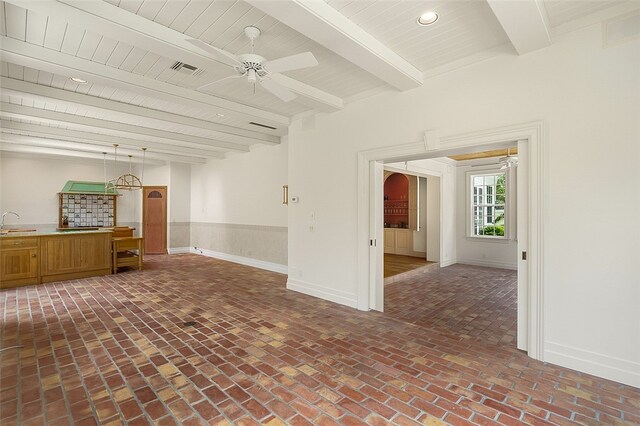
[382,150,519,347]
[358,122,544,360]
[382,169,440,285]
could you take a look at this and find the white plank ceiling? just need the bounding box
[0,0,635,163]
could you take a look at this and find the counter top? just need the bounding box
[0,229,113,237]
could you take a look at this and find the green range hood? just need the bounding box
[60,181,120,195]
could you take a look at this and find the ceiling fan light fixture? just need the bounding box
[499,155,518,169]
[247,68,257,84]
[417,11,439,26]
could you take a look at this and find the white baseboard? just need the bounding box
[545,342,640,388]
[168,247,192,254]
[287,278,358,309]
[440,258,457,267]
[457,258,517,270]
[190,247,287,274]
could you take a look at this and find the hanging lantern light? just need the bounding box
[106,144,147,191]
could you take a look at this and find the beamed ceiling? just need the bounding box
[0,0,636,164]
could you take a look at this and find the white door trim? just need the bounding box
[357,121,545,360]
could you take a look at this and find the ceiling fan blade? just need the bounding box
[185,38,240,67]
[197,74,244,91]
[260,78,297,102]
[263,52,318,73]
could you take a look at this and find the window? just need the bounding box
[470,172,506,237]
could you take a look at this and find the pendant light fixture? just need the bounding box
[105,144,147,192]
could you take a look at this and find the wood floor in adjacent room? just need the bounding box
[383,254,434,278]
[1,255,638,425]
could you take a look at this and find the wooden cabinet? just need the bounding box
[40,232,111,283]
[1,231,113,288]
[384,229,396,253]
[384,172,418,231]
[0,238,39,288]
[384,229,413,256]
[383,171,419,256]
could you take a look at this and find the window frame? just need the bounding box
[467,170,510,240]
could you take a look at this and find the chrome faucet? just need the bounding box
[1,211,20,229]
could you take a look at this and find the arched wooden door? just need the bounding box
[143,186,167,255]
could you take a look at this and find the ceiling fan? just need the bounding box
[499,148,518,169]
[186,26,318,102]
[470,148,518,169]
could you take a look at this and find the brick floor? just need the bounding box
[385,264,517,346]
[1,254,638,425]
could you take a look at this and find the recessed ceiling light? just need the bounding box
[417,11,439,26]
[69,77,88,84]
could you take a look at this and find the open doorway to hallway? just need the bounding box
[375,145,523,349]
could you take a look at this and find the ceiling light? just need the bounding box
[69,77,88,84]
[417,11,439,26]
[216,113,225,117]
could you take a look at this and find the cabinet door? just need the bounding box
[395,230,413,256]
[384,229,396,254]
[1,248,38,281]
[75,234,111,270]
[41,238,76,275]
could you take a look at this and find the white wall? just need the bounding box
[191,139,288,227]
[456,165,517,269]
[0,153,139,228]
[288,25,639,386]
[188,140,288,265]
[426,175,441,262]
[413,177,427,253]
[169,162,191,223]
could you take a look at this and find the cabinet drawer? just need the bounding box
[113,238,143,251]
[0,238,38,249]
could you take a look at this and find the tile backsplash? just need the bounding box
[61,194,115,227]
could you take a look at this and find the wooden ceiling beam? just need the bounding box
[0,35,288,131]
[0,120,224,160]
[244,0,423,91]
[487,0,551,55]
[0,133,209,164]
[3,0,343,113]
[0,141,169,165]
[0,77,279,146]
[0,102,250,153]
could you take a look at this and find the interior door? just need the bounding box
[143,186,167,255]
[370,161,384,311]
[516,140,529,351]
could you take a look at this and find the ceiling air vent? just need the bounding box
[170,61,205,77]
[249,121,277,130]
